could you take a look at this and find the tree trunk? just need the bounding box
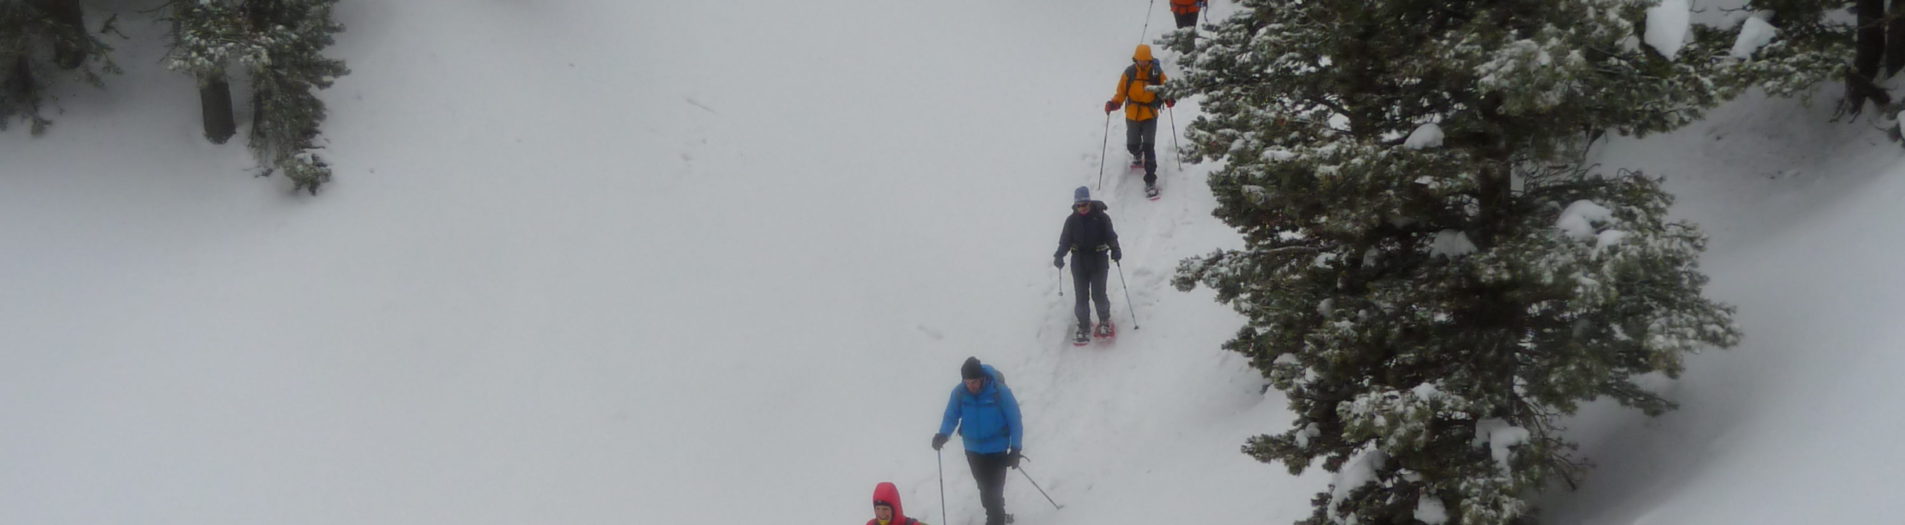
[1890,0,1905,76]
[251,91,268,144]
[4,54,32,106]
[245,0,278,27]
[1851,0,1887,113]
[199,71,236,144]
[26,0,88,70]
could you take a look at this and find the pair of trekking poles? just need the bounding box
[1096,105,1183,193]
[937,448,1064,525]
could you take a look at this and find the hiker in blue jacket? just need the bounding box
[931,357,1023,525]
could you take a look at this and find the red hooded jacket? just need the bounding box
[867,482,920,525]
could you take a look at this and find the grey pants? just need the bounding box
[1125,117,1159,186]
[1072,258,1111,329]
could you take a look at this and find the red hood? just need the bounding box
[869,482,907,525]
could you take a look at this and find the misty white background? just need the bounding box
[3,1,1898,524]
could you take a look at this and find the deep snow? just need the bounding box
[2,1,1898,524]
[2,1,1310,524]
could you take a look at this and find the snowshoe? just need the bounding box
[1072,326,1091,346]
[1145,184,1161,200]
[1094,320,1117,339]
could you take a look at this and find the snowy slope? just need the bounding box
[1542,92,1905,524]
[6,1,1896,524]
[1,1,1319,524]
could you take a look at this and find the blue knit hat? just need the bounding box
[1074,186,1091,203]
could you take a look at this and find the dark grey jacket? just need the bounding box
[1054,201,1121,268]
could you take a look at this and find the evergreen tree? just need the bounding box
[167,0,347,194]
[1165,1,1741,523]
[165,0,254,144]
[1727,0,1905,114]
[1723,0,1850,102]
[0,0,115,134]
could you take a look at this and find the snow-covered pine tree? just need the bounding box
[1,0,116,135]
[1165,1,1742,523]
[167,0,346,194]
[1719,0,1902,115]
[1719,1,1848,101]
[166,0,256,144]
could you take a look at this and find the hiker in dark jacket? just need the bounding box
[1053,186,1122,342]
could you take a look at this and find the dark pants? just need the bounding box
[1175,11,1198,29]
[1125,117,1159,186]
[967,451,1011,525]
[1071,255,1111,329]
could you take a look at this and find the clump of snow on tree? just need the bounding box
[1329,448,1389,508]
[1644,0,1692,60]
[1431,229,1477,257]
[1293,422,1321,448]
[1473,419,1530,466]
[1730,16,1777,59]
[1596,229,1630,254]
[1555,200,1614,240]
[1404,123,1445,149]
[1416,494,1451,524]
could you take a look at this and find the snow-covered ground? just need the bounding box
[1543,91,1905,524]
[1,1,1315,523]
[2,1,1898,524]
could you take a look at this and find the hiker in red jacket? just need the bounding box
[868,482,928,525]
[1170,0,1205,30]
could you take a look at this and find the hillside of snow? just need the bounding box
[1543,91,1905,524]
[3,1,1899,524]
[1,1,1314,523]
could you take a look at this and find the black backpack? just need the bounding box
[1122,60,1164,108]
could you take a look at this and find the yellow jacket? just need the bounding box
[1112,44,1168,121]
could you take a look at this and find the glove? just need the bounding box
[1104,100,1121,113]
[1053,257,1065,269]
[932,433,949,451]
[1111,249,1122,262]
[1007,449,1022,469]
[1165,99,1177,108]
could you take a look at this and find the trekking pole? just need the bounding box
[1055,266,1063,297]
[1139,0,1158,45]
[1167,105,1184,171]
[1096,111,1112,192]
[1018,466,1064,510]
[1115,261,1140,330]
[938,449,949,525]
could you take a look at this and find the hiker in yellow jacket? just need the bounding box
[1103,44,1174,198]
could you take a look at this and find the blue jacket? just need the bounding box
[937,364,1023,454]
